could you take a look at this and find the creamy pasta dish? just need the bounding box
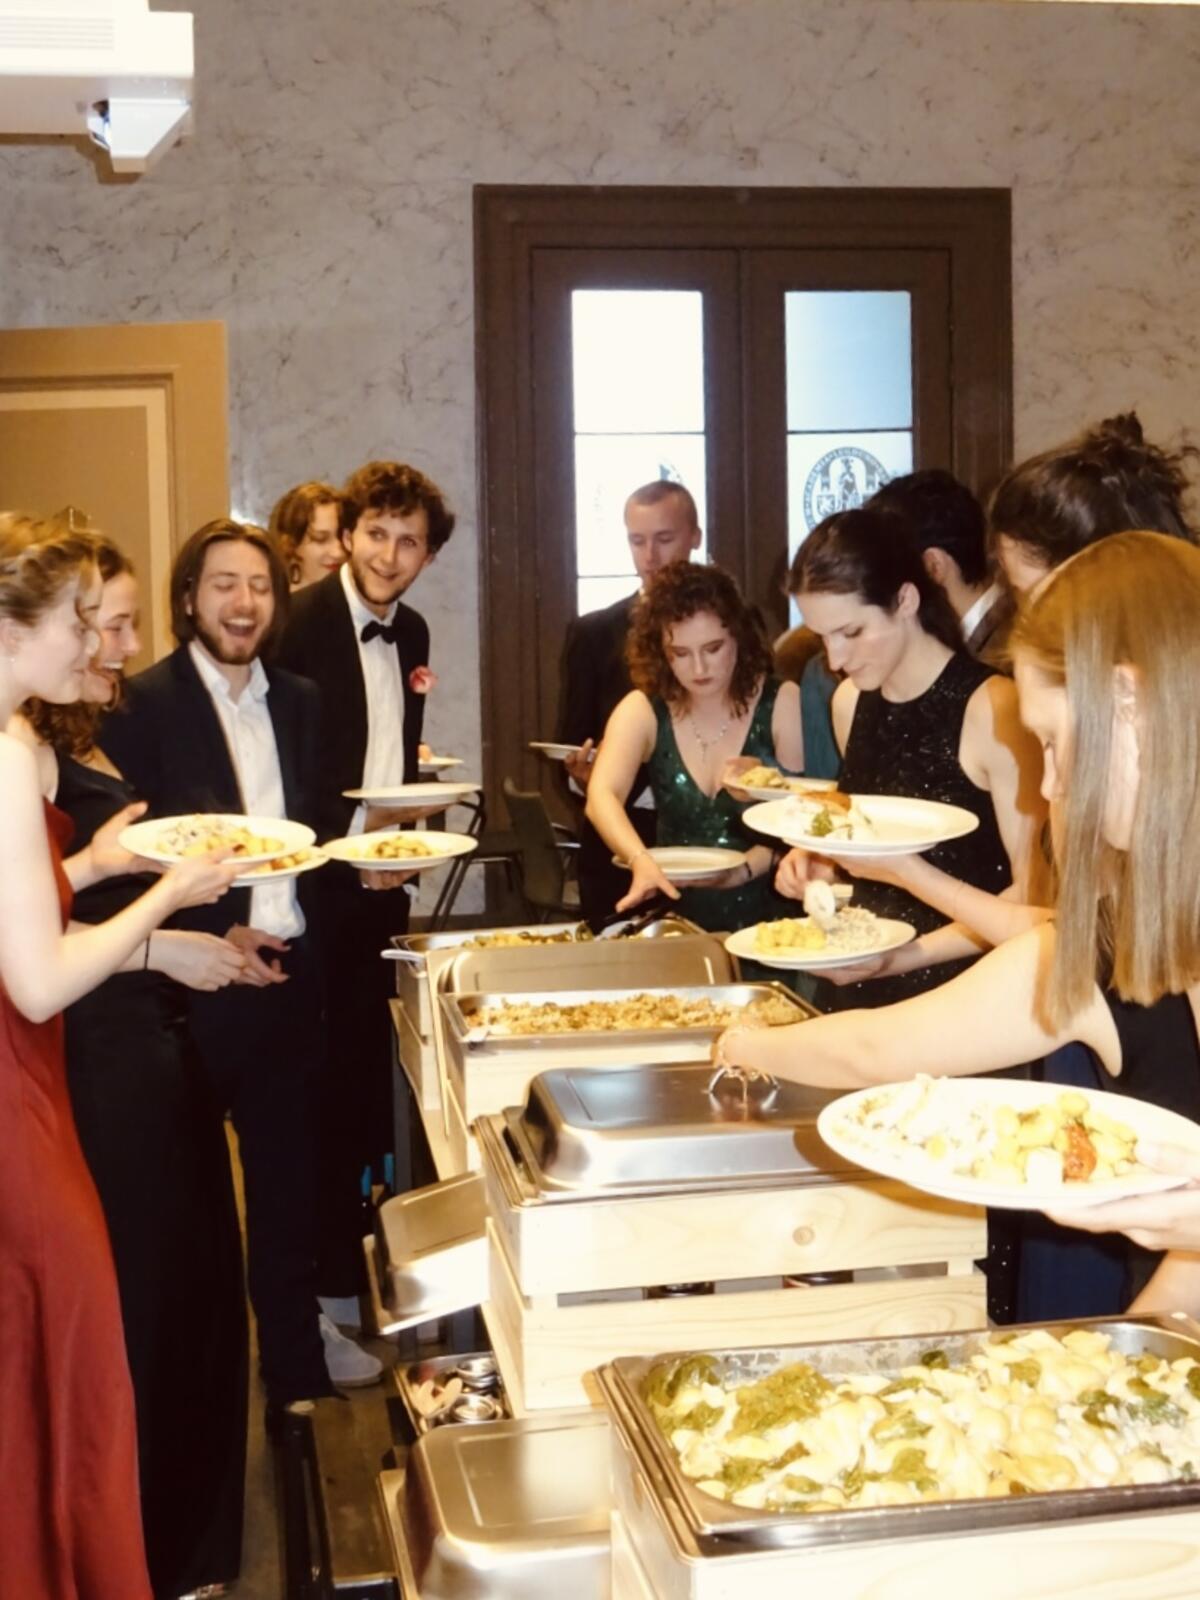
[155,817,285,858]
[754,908,884,957]
[242,848,320,877]
[833,1074,1143,1187]
[463,992,797,1036]
[646,1328,1200,1512]
[346,833,439,861]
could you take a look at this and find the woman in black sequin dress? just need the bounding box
[777,508,1045,1009]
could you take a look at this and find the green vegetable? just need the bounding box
[872,1410,932,1444]
[1080,1389,1119,1429]
[809,808,834,838]
[880,1377,931,1398]
[1083,1403,1117,1431]
[676,1403,723,1433]
[642,1355,720,1416]
[728,1363,833,1437]
[919,1349,950,1371]
[780,1474,822,1495]
[840,1462,865,1498]
[886,1448,938,1492]
[1186,1367,1200,1401]
[1009,1359,1041,1386]
[721,1456,772,1492]
[1182,1461,1198,1482]
[773,1441,811,1469]
[1127,1377,1185,1424]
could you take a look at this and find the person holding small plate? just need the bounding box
[715,532,1200,1319]
[586,562,802,934]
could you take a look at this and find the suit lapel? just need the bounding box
[171,647,246,811]
[323,575,370,774]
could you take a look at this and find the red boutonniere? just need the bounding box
[409,665,437,695]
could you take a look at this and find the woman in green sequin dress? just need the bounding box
[586,564,802,933]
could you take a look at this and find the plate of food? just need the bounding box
[725,764,838,803]
[726,910,914,971]
[341,781,480,809]
[233,848,329,888]
[613,845,746,883]
[817,1074,1200,1210]
[322,829,478,871]
[120,813,315,868]
[419,754,464,775]
[743,793,980,857]
[529,740,584,761]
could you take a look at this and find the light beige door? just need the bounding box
[0,320,229,667]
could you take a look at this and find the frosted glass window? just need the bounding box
[572,291,704,434]
[785,292,912,433]
[571,290,707,614]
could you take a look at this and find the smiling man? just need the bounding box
[277,460,455,1318]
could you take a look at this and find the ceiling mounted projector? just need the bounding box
[0,0,194,175]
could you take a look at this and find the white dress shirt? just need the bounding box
[340,561,407,834]
[189,642,305,938]
[960,582,1002,646]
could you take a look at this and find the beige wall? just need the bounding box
[1,0,1198,767]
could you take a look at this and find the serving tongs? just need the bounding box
[590,898,674,939]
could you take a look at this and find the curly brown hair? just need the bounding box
[342,460,456,553]
[24,530,133,759]
[626,562,771,715]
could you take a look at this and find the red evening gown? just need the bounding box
[0,801,151,1599]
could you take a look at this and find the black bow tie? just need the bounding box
[360,619,400,646]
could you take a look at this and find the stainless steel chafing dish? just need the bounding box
[443,983,809,1053]
[598,1315,1200,1555]
[484,1062,850,1203]
[364,1172,487,1335]
[381,1411,612,1600]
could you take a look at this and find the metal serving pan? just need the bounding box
[499,1061,847,1200]
[383,1410,612,1600]
[598,1315,1200,1553]
[363,1173,487,1336]
[442,983,809,1052]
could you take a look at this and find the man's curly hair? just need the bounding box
[626,562,771,715]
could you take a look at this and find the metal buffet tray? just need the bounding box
[383,1410,612,1600]
[598,1315,1200,1554]
[443,982,810,1052]
[364,1173,487,1335]
[493,1062,850,1202]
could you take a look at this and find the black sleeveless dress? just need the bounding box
[827,652,1011,1009]
[57,755,248,1598]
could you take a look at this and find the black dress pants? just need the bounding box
[188,936,332,1406]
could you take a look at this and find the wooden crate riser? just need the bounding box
[483,1152,985,1297]
[611,1436,1200,1600]
[392,998,441,1111]
[486,1221,986,1413]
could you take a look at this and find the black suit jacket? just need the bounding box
[556,592,638,749]
[275,570,429,840]
[99,644,323,938]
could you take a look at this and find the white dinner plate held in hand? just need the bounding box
[120,813,315,868]
[529,741,583,760]
[322,829,478,872]
[743,794,980,857]
[817,1076,1200,1211]
[728,775,838,803]
[341,781,481,809]
[725,916,915,972]
[232,850,329,889]
[419,754,464,774]
[613,845,746,884]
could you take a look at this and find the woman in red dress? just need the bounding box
[0,517,238,1600]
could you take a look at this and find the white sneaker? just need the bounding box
[320,1313,383,1388]
[318,1293,363,1331]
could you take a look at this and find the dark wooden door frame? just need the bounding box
[474,185,1012,812]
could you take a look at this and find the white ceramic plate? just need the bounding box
[613,845,746,883]
[731,776,838,803]
[419,755,464,774]
[529,741,583,760]
[725,916,915,971]
[744,794,980,857]
[120,813,315,868]
[341,781,480,808]
[817,1077,1200,1211]
[233,849,329,889]
[322,829,478,872]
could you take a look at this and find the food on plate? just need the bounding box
[347,833,440,862]
[753,907,883,958]
[645,1328,1200,1512]
[460,928,596,950]
[737,766,823,795]
[781,791,875,842]
[154,816,285,859]
[242,848,321,877]
[833,1074,1143,1188]
[462,992,797,1036]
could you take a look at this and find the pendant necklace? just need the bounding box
[689,711,732,755]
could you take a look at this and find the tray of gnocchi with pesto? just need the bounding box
[816,1074,1200,1209]
[597,1317,1200,1549]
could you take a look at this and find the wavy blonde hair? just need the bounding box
[1011,530,1200,1025]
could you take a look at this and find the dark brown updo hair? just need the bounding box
[24,531,134,758]
[626,562,772,715]
[788,506,963,651]
[988,412,1198,573]
[268,481,346,575]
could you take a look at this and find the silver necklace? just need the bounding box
[689,711,731,755]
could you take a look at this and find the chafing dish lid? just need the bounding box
[401,1411,612,1591]
[509,1063,849,1192]
[376,1173,485,1266]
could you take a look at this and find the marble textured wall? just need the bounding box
[2,0,1199,773]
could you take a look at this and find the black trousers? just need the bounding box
[188,936,332,1406]
[576,805,657,928]
[66,976,249,1598]
[314,868,410,1296]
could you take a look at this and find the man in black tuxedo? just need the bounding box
[557,480,702,922]
[277,460,454,1305]
[100,520,381,1406]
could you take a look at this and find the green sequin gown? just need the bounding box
[647,678,790,933]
